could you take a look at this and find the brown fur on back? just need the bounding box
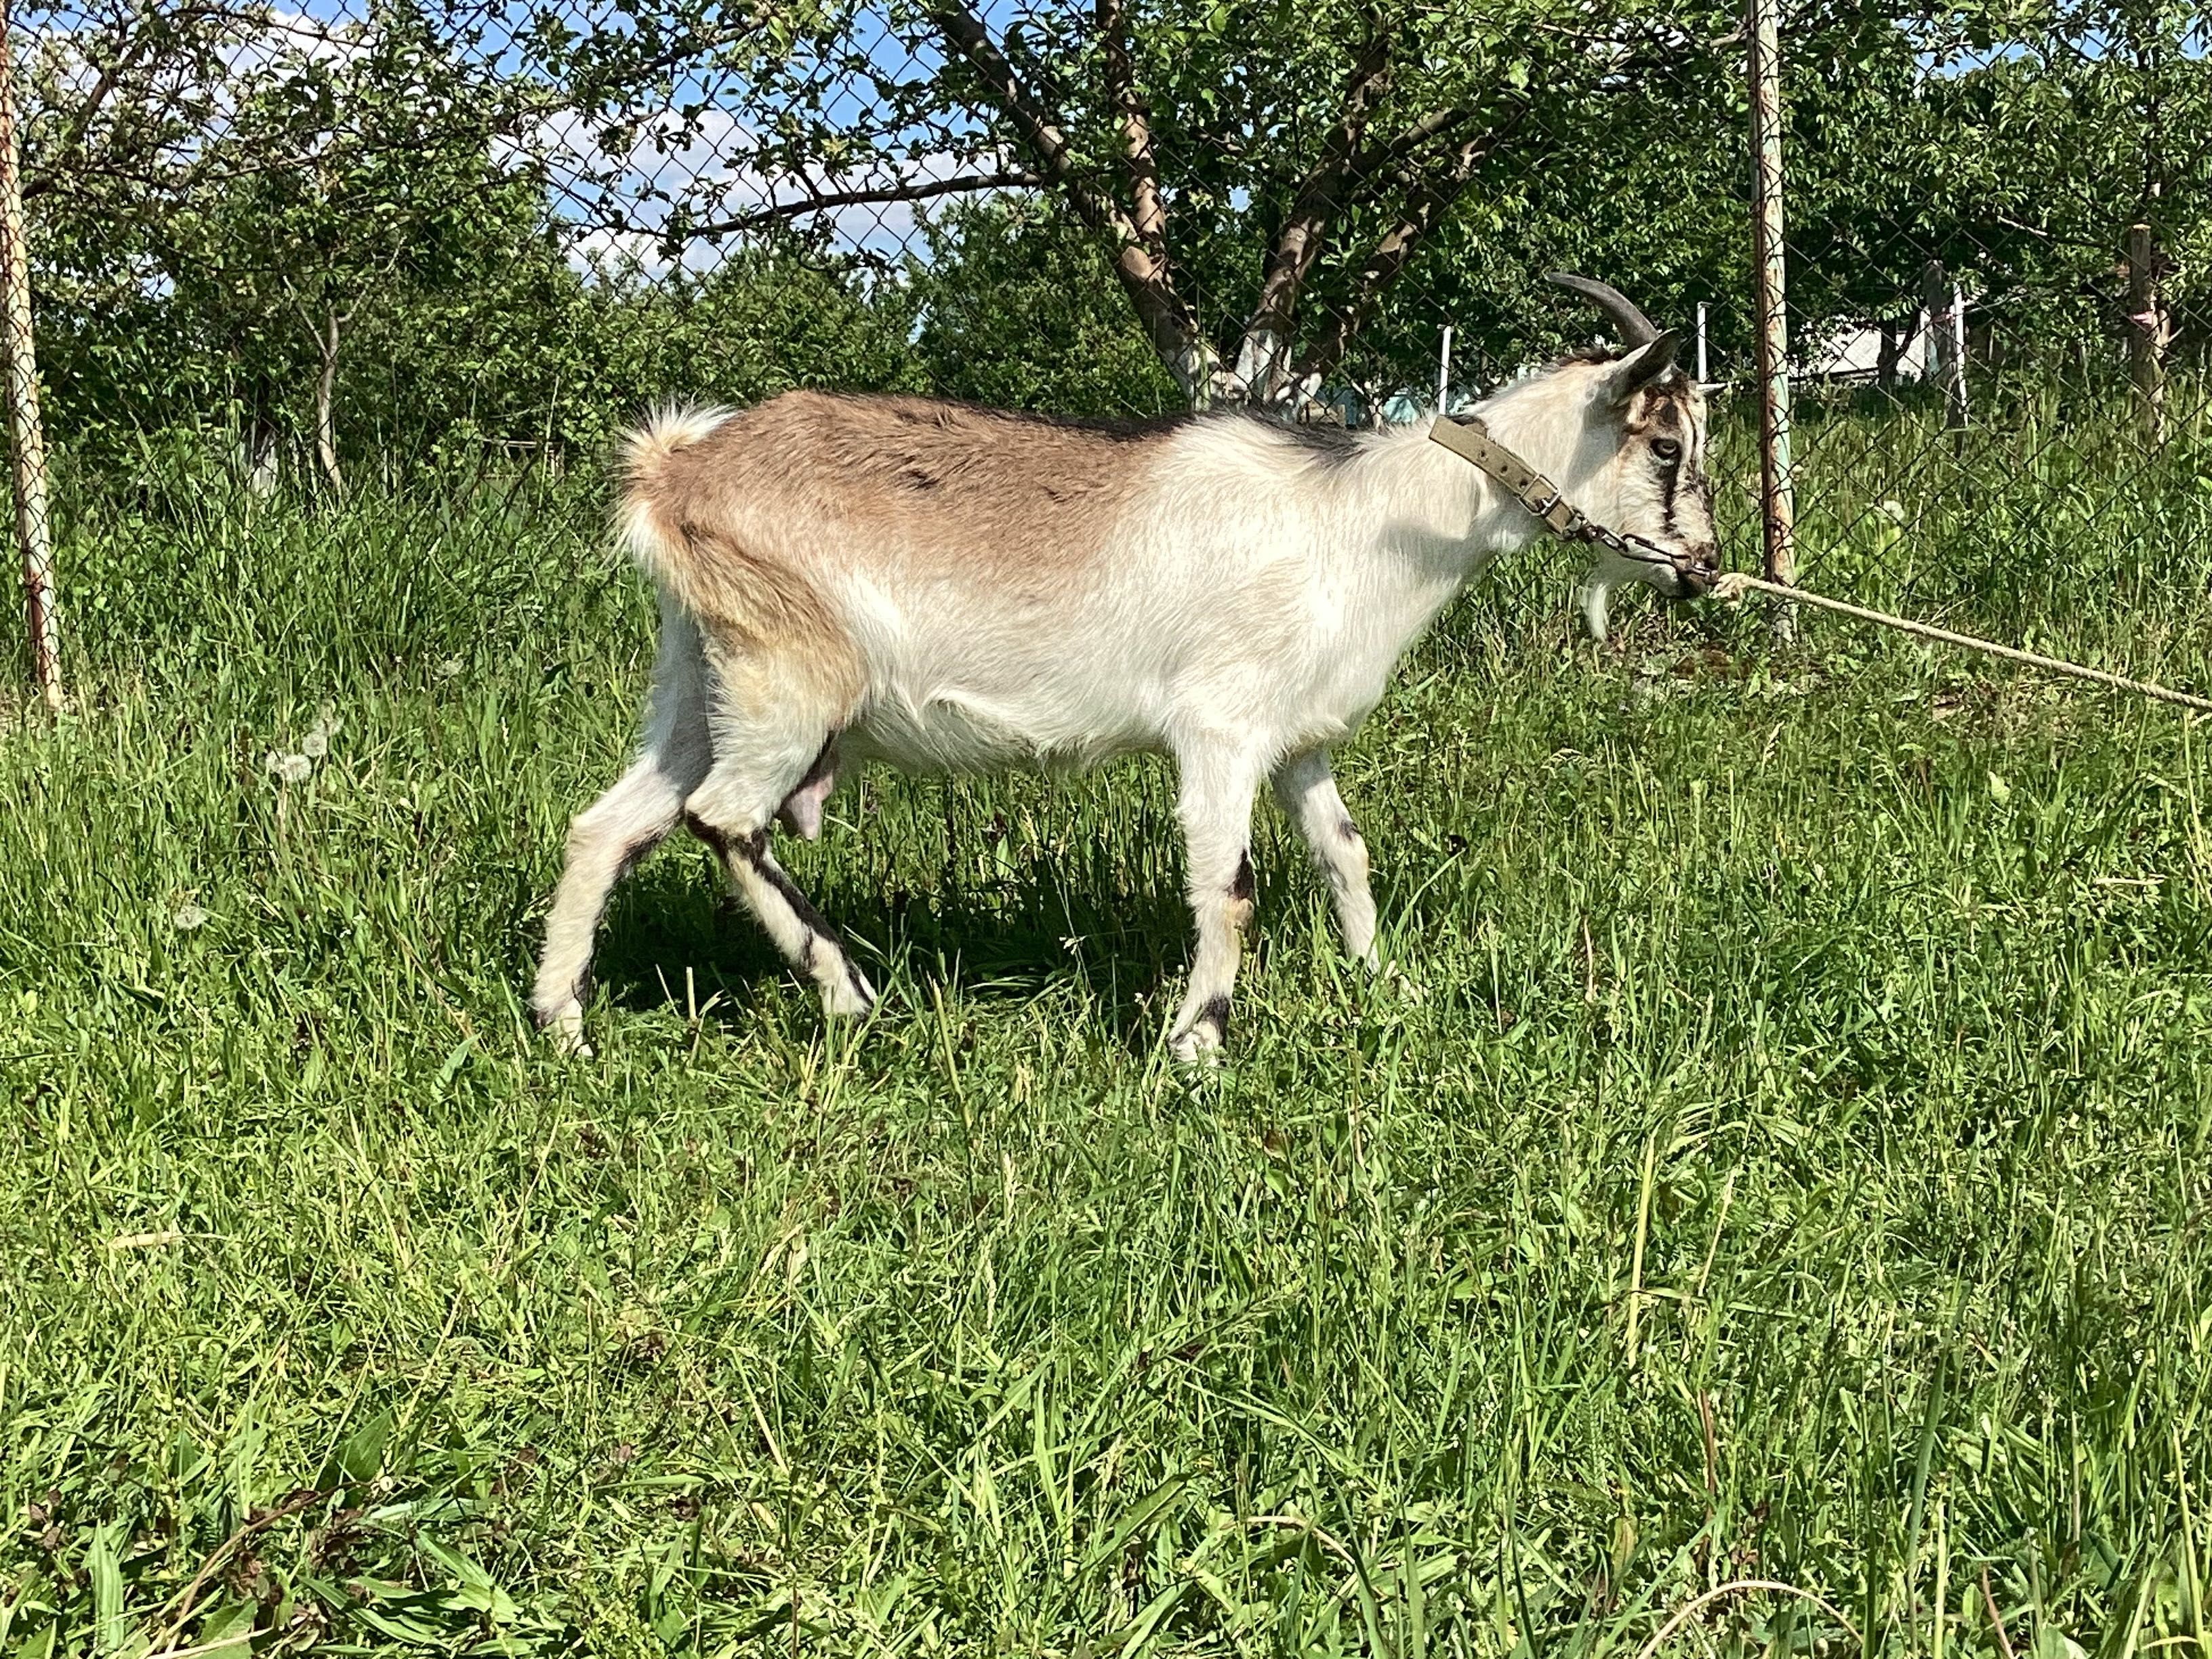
[647,392,1181,579]
[619,392,1193,708]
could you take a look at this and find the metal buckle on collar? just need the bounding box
[1431,415,1681,569]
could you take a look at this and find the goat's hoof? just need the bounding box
[1169,1025,1225,1067]
[538,1004,594,1057]
[819,966,877,1019]
[1385,964,1426,1003]
[1169,991,1231,1066]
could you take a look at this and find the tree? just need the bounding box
[582,0,1746,407]
[25,0,565,466]
[169,2,567,486]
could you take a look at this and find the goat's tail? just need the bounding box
[613,402,867,710]
[615,404,734,619]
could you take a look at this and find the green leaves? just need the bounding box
[84,1525,125,1659]
[336,1413,394,1488]
[415,1539,521,1626]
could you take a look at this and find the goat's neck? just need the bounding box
[1298,385,1599,677]
[1347,386,1595,581]
[1471,377,1603,508]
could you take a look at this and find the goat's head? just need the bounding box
[1541,274,1719,639]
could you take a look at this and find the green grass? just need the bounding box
[5,392,2212,1659]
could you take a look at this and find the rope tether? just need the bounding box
[1426,415,2212,718]
[1708,572,2212,717]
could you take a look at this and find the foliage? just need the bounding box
[905,198,1183,417]
[1780,0,2211,363]
[19,0,2212,446]
[41,230,923,476]
[22,0,923,466]
[352,249,930,468]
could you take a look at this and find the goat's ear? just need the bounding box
[1601,330,1681,405]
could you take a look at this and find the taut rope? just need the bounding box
[1427,414,2212,718]
[1708,571,2212,716]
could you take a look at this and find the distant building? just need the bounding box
[1800,315,1933,382]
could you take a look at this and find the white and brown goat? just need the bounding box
[533,276,1717,1061]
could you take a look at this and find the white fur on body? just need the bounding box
[533,350,1706,1061]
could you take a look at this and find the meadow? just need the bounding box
[4,384,2212,1659]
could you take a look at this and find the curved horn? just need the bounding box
[1546,272,1660,347]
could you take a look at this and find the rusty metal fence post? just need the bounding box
[1746,0,1795,642]
[0,0,58,710]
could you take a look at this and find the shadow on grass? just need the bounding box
[588,834,1204,1049]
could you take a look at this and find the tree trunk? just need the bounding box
[1875,313,1914,394]
[314,308,344,493]
[2127,222,2167,444]
[1230,325,1294,409]
[1921,261,1966,429]
[245,424,279,497]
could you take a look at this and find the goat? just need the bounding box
[532,275,1717,1061]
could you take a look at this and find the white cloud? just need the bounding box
[522,105,1008,273]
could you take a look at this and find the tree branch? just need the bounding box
[925,0,1205,391]
[1293,103,1529,388]
[673,167,1042,237]
[1358,104,1488,179]
[565,12,772,106]
[1097,0,1165,260]
[47,0,265,161]
[1236,27,1396,400]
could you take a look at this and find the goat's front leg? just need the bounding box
[1168,746,1265,1063]
[1271,748,1378,970]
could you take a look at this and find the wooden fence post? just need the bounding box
[2127,222,2168,444]
[1746,0,1795,640]
[1922,261,1967,432]
[0,0,58,710]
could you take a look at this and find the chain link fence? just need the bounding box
[4,0,2209,691]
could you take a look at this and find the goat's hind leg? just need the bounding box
[532,602,714,1052]
[684,642,875,1019]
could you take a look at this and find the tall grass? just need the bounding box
[3,396,2211,1659]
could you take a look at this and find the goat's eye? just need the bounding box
[1652,438,1682,464]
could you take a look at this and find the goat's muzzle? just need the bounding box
[1618,533,1718,599]
[1673,554,1720,598]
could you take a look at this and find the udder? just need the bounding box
[775,739,838,839]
